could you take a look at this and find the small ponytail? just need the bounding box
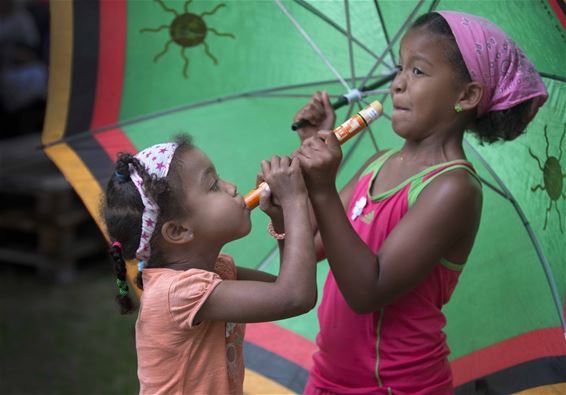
[109,241,136,314]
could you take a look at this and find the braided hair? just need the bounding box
[102,134,193,314]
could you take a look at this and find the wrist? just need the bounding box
[309,185,338,202]
[280,193,309,210]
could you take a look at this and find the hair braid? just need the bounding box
[109,242,135,314]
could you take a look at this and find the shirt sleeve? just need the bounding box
[168,269,223,329]
[215,253,237,280]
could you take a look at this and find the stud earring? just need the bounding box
[454,104,463,113]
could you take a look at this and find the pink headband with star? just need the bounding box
[437,11,548,119]
[130,143,178,261]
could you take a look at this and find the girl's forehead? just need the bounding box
[400,30,448,60]
[179,148,212,169]
[181,148,217,181]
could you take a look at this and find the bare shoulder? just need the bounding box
[417,167,483,222]
[428,167,482,199]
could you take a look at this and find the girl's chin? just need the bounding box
[391,123,408,138]
[241,220,252,237]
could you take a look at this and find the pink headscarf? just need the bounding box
[130,143,178,261]
[437,11,548,118]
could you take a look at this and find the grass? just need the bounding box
[0,255,139,394]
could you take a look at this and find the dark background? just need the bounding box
[0,1,138,393]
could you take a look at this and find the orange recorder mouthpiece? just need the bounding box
[244,100,383,210]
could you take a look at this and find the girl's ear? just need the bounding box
[458,81,483,111]
[161,220,194,244]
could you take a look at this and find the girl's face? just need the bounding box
[390,29,464,139]
[177,148,251,245]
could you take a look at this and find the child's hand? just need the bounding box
[293,91,336,142]
[257,172,283,229]
[261,156,308,209]
[295,130,342,195]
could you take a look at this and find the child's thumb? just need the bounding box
[259,186,272,211]
[319,130,340,151]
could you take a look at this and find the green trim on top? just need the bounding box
[407,163,481,208]
[375,308,385,387]
[440,257,465,271]
[360,149,397,180]
[367,156,472,203]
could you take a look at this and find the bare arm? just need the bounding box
[195,157,317,323]
[312,151,385,261]
[236,267,276,282]
[297,132,482,314]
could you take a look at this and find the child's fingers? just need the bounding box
[256,171,265,188]
[295,92,325,122]
[319,130,340,152]
[270,155,281,172]
[321,92,335,116]
[279,155,291,168]
[290,156,300,170]
[261,159,271,178]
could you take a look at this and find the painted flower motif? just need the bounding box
[351,196,367,221]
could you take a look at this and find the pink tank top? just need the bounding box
[306,150,480,395]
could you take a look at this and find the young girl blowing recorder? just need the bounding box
[103,134,316,394]
[294,11,547,395]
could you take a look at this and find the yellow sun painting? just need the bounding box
[140,0,235,78]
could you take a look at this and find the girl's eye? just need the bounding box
[210,179,220,191]
[395,64,403,73]
[412,67,424,75]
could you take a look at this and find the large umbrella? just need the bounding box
[42,0,565,393]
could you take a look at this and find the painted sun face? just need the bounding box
[140,0,235,78]
[529,124,566,233]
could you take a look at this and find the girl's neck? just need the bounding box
[160,243,223,272]
[399,129,466,167]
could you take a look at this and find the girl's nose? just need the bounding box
[391,72,406,94]
[226,181,237,197]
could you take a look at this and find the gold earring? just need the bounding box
[454,104,463,113]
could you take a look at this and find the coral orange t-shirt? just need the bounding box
[136,253,245,395]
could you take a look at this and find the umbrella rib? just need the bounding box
[540,72,566,83]
[292,0,394,70]
[357,0,425,90]
[255,90,390,99]
[344,0,357,87]
[254,93,345,99]
[373,0,396,67]
[464,139,566,338]
[427,0,441,13]
[274,0,351,92]
[358,89,390,97]
[40,77,388,149]
[256,244,279,271]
